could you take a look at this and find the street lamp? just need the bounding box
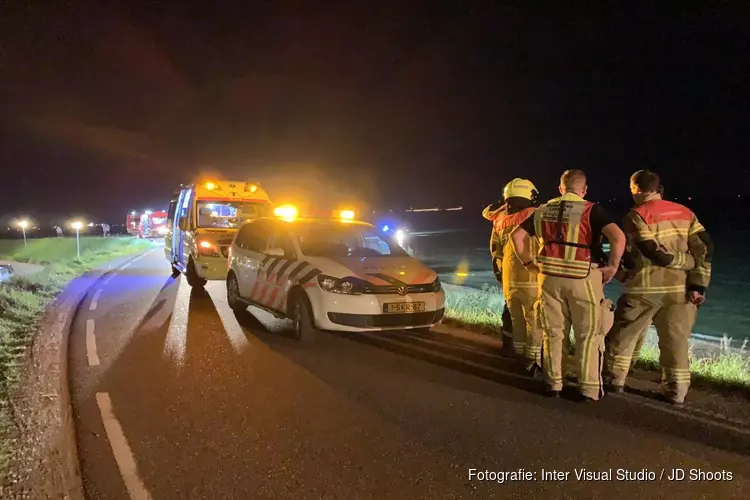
[70,221,84,258]
[17,220,29,246]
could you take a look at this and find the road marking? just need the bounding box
[614,392,750,437]
[86,319,100,366]
[120,262,132,270]
[89,289,103,311]
[95,393,153,500]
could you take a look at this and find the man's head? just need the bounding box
[559,169,588,198]
[630,169,662,204]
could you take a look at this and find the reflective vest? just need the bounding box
[624,199,696,297]
[493,207,538,293]
[483,204,506,258]
[533,193,594,279]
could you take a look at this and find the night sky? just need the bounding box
[2,2,749,222]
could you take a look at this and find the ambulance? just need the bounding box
[165,180,272,288]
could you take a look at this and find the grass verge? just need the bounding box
[442,283,750,392]
[0,237,152,475]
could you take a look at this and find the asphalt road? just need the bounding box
[68,249,750,499]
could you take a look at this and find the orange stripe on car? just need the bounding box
[257,283,270,303]
[249,281,260,300]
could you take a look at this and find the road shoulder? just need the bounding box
[1,251,151,499]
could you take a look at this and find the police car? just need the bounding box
[226,206,445,339]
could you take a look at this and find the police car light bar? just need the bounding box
[273,205,299,220]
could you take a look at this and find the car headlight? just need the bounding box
[317,274,363,295]
[431,276,442,292]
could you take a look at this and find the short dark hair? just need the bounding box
[630,169,661,193]
[560,169,587,191]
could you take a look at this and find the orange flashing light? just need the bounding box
[205,182,216,190]
[274,204,299,220]
[339,209,355,220]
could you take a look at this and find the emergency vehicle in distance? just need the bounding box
[165,180,273,288]
[126,210,169,238]
[226,205,445,340]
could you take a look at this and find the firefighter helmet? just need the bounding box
[503,178,538,201]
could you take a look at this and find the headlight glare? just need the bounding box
[317,274,362,295]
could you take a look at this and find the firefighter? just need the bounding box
[484,179,543,372]
[603,170,713,405]
[511,169,625,401]
[483,201,515,354]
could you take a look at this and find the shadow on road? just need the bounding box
[238,313,750,460]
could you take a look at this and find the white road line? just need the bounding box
[95,393,153,500]
[120,262,132,270]
[89,289,103,311]
[86,320,100,366]
[102,274,114,285]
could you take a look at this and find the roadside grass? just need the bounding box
[0,237,152,476]
[442,283,750,392]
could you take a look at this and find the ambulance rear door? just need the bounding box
[171,187,193,269]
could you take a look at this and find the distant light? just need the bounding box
[70,221,84,230]
[18,220,29,229]
[131,211,136,216]
[206,204,214,209]
[688,197,692,201]
[382,225,390,232]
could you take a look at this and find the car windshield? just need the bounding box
[196,200,271,229]
[295,223,408,258]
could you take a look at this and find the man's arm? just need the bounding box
[511,216,536,265]
[602,222,626,268]
[627,212,696,270]
[686,216,714,293]
[590,204,625,268]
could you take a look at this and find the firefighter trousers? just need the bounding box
[505,286,543,368]
[604,295,697,403]
[537,268,605,399]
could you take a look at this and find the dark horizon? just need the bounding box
[2,2,749,222]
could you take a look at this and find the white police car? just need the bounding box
[226,207,445,339]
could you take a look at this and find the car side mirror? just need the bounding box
[178,217,188,231]
[266,247,285,257]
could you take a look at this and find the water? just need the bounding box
[411,227,750,343]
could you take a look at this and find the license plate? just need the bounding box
[384,302,425,313]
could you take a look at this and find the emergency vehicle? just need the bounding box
[226,205,445,340]
[126,211,142,236]
[126,210,169,238]
[165,180,272,288]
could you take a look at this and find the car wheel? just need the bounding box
[226,273,245,313]
[185,257,207,289]
[292,293,318,342]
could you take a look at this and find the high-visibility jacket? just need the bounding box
[493,207,538,295]
[482,203,506,259]
[622,198,712,298]
[532,192,595,279]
